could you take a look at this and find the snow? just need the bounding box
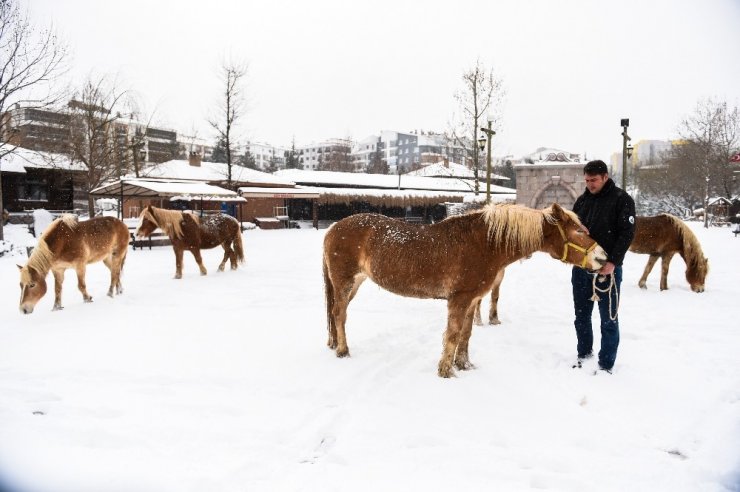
[138,160,295,186]
[274,169,517,194]
[0,147,86,174]
[0,221,738,492]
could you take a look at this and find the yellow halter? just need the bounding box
[556,223,597,269]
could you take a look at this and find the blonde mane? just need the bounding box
[143,207,187,239]
[480,203,582,255]
[665,214,707,273]
[22,239,54,279]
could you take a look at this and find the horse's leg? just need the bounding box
[227,238,238,270]
[660,253,674,291]
[218,241,233,271]
[174,246,184,279]
[454,299,479,371]
[115,249,126,295]
[439,293,475,378]
[52,269,65,310]
[103,257,116,297]
[333,275,366,358]
[75,264,93,302]
[489,269,505,325]
[638,255,659,289]
[473,299,483,326]
[191,248,207,276]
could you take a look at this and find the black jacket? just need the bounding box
[572,178,636,266]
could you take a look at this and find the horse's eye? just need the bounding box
[29,283,36,288]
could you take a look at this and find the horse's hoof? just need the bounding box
[490,318,501,325]
[336,348,350,358]
[174,274,182,280]
[52,305,63,311]
[84,297,93,303]
[218,266,225,272]
[639,284,647,289]
[454,360,475,371]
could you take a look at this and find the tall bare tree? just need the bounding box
[209,60,248,187]
[636,98,740,218]
[451,59,504,194]
[66,76,131,215]
[0,0,68,240]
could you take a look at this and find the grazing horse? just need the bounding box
[323,203,608,378]
[18,215,129,314]
[629,214,709,292]
[135,205,244,279]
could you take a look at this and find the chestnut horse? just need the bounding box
[135,205,244,279]
[18,215,129,314]
[473,269,506,326]
[629,214,709,292]
[323,203,608,378]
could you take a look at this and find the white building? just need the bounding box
[245,141,287,171]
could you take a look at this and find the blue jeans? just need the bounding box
[571,266,622,369]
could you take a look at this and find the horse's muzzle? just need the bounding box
[20,305,34,315]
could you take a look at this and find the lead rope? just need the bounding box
[590,273,619,321]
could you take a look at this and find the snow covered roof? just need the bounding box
[89,178,242,200]
[135,159,295,186]
[405,162,509,181]
[0,147,86,173]
[273,169,516,194]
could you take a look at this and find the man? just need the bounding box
[571,160,635,373]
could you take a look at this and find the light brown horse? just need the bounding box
[323,203,608,378]
[18,215,129,314]
[135,205,244,279]
[629,214,709,292]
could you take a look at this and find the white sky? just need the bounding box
[26,0,740,159]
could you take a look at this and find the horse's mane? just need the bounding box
[23,215,79,276]
[480,203,578,254]
[663,214,707,271]
[144,207,189,239]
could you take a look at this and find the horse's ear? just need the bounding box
[17,264,23,271]
[550,203,567,221]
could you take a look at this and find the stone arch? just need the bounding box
[529,176,579,210]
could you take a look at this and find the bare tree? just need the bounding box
[451,59,504,194]
[636,98,740,218]
[66,76,131,215]
[209,60,248,187]
[0,0,68,240]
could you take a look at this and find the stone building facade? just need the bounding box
[514,162,584,210]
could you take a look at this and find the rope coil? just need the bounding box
[590,273,619,321]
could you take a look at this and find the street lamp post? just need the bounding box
[479,121,496,204]
[621,118,631,190]
[704,175,710,229]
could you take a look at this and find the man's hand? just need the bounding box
[599,261,615,275]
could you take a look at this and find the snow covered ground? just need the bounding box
[0,220,738,492]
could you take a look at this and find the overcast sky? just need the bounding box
[26,0,740,160]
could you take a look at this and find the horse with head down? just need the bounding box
[323,203,608,378]
[135,205,244,279]
[18,215,129,314]
[629,214,709,292]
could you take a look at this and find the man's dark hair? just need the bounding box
[583,160,608,176]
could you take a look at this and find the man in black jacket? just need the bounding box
[571,160,636,373]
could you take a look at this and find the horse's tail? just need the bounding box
[323,254,337,347]
[233,226,245,264]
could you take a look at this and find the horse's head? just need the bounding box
[136,206,159,238]
[18,264,47,314]
[546,203,608,271]
[687,255,709,293]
